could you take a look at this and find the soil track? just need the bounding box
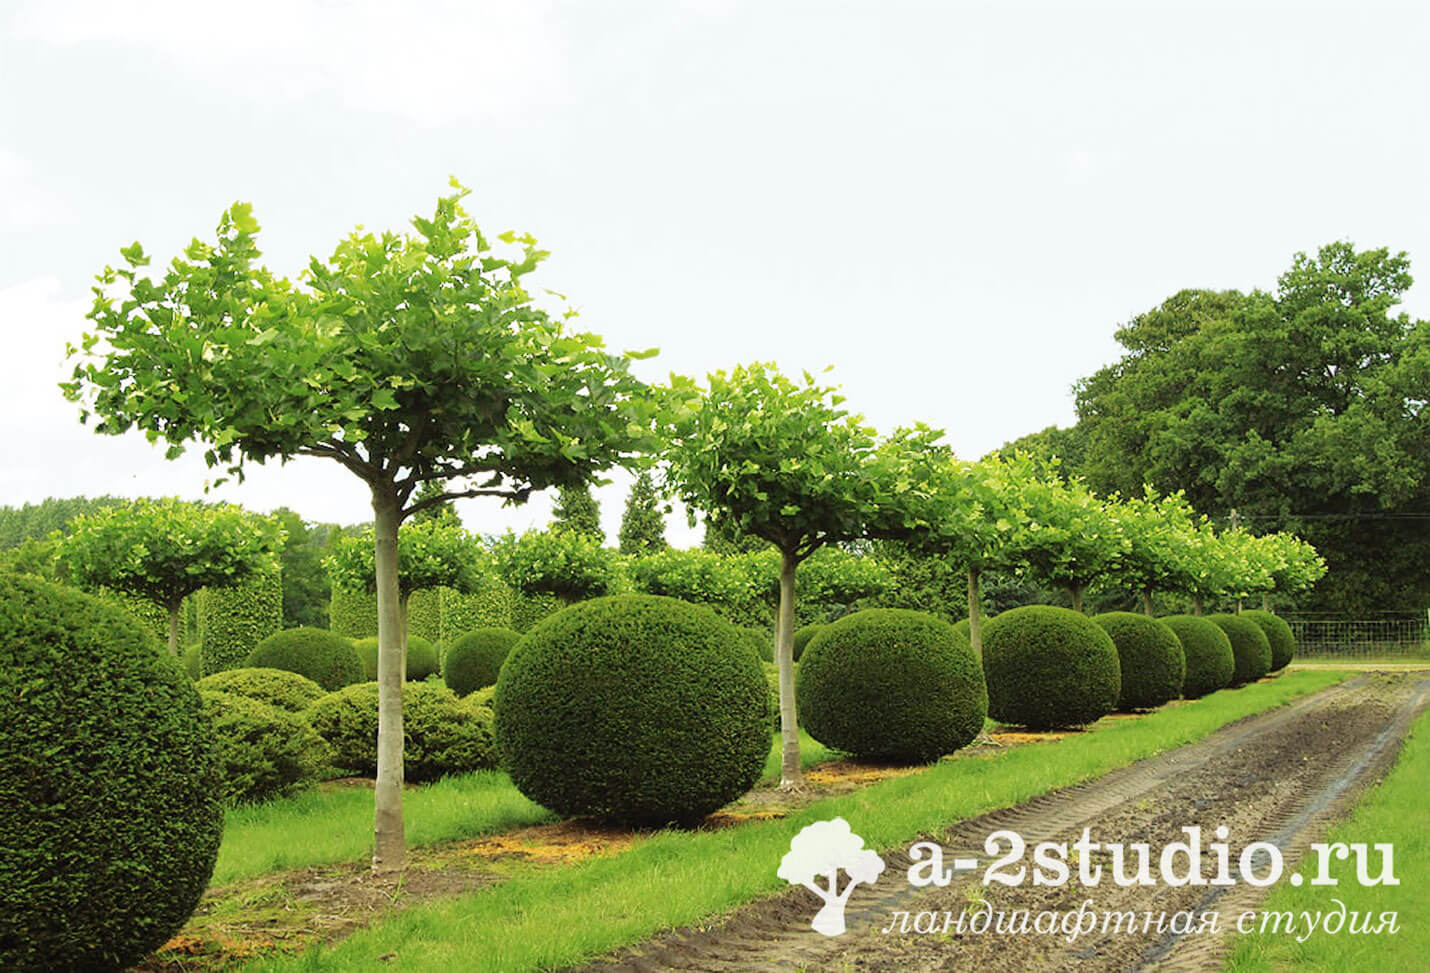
[575,673,1428,972]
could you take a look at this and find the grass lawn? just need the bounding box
[1224,706,1428,971]
[215,731,834,886]
[244,670,1347,972]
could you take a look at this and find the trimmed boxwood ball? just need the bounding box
[1207,613,1273,686]
[981,605,1121,729]
[1240,610,1296,672]
[496,595,770,826]
[197,667,327,712]
[247,626,364,691]
[199,689,328,804]
[443,628,523,696]
[791,623,825,661]
[797,609,987,763]
[736,625,774,662]
[1092,612,1186,710]
[308,681,496,781]
[352,634,440,682]
[0,573,223,972]
[1160,615,1235,698]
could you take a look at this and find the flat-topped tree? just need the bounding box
[63,183,655,872]
[663,364,885,789]
[1105,487,1203,616]
[56,497,282,654]
[1009,461,1130,613]
[1177,520,1236,615]
[1261,532,1327,610]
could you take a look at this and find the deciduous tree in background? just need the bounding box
[64,183,655,872]
[56,498,282,654]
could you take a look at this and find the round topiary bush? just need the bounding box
[735,625,774,662]
[196,667,327,713]
[981,605,1121,729]
[1240,610,1296,672]
[198,689,328,804]
[495,595,770,826]
[797,609,987,763]
[351,634,440,682]
[1207,613,1273,686]
[1160,615,1235,698]
[247,626,364,691]
[1091,612,1186,710]
[443,628,523,696]
[760,660,783,731]
[308,681,496,781]
[791,623,825,662]
[0,573,223,971]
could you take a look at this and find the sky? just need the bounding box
[2,0,1427,547]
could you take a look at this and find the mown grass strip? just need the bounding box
[248,671,1346,972]
[1224,705,1428,971]
[216,732,833,886]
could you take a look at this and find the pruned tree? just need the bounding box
[63,183,655,871]
[56,497,282,654]
[618,471,668,555]
[1011,467,1130,612]
[1103,487,1203,616]
[777,817,886,936]
[491,528,618,605]
[663,364,884,789]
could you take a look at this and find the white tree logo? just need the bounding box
[778,816,886,936]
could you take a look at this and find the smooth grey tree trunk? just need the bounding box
[1192,595,1204,616]
[371,488,406,873]
[776,551,803,790]
[967,565,983,657]
[167,600,182,655]
[1141,590,1154,617]
[1262,592,1270,611]
[1070,584,1085,614]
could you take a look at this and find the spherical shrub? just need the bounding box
[1240,610,1296,672]
[981,605,1121,729]
[495,595,770,826]
[792,623,825,662]
[196,667,327,712]
[1092,612,1186,710]
[732,625,774,662]
[0,573,223,971]
[443,628,522,697]
[247,626,364,691]
[1160,615,1235,698]
[352,634,441,682]
[1207,614,1273,685]
[198,689,328,804]
[797,609,987,762]
[308,681,496,781]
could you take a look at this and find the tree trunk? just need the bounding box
[166,600,182,656]
[1236,598,1244,614]
[371,487,406,873]
[1192,595,1204,616]
[1261,592,1270,612]
[776,551,803,790]
[967,564,983,657]
[1070,584,1085,614]
[1141,590,1154,618]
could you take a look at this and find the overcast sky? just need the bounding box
[2,1,1427,546]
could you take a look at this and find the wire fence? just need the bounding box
[1284,614,1429,659]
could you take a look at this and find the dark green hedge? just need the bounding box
[797,609,987,762]
[199,566,283,676]
[791,623,825,662]
[443,628,522,697]
[246,627,363,691]
[1160,615,1235,698]
[406,588,442,643]
[981,605,1121,729]
[438,579,516,641]
[0,573,223,971]
[196,667,327,712]
[735,625,774,662]
[1091,612,1186,710]
[198,689,328,804]
[1240,610,1296,672]
[308,681,496,781]
[1207,613,1273,686]
[495,595,769,826]
[328,586,378,639]
[183,641,203,680]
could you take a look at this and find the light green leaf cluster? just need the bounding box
[324,520,481,598]
[490,529,618,604]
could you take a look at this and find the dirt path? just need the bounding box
[574,673,1427,972]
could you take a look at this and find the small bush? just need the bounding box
[791,623,825,662]
[198,689,328,804]
[443,628,522,697]
[981,605,1121,729]
[352,634,441,682]
[495,595,769,826]
[1240,609,1296,672]
[308,681,496,781]
[735,625,774,662]
[1091,612,1186,710]
[1160,615,1235,698]
[198,567,283,676]
[0,573,222,971]
[797,609,987,762]
[196,667,327,713]
[247,626,364,691]
[1207,613,1273,686]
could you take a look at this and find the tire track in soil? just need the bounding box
[571,674,1426,972]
